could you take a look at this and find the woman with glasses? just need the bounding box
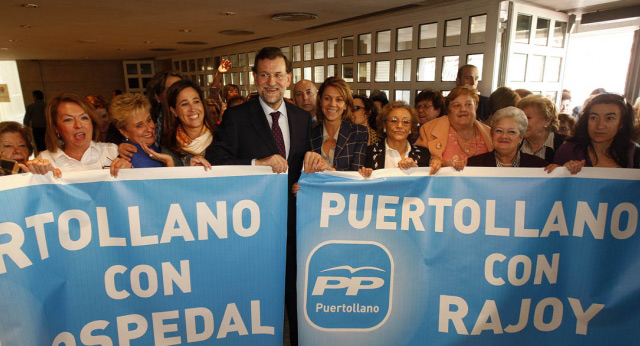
[351,95,379,146]
[547,93,640,173]
[359,101,434,178]
[416,86,493,171]
[466,107,548,167]
[310,77,368,171]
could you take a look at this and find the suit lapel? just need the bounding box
[334,122,349,158]
[248,99,279,154]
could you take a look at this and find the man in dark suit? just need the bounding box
[457,64,490,122]
[206,47,324,346]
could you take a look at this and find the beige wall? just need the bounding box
[16,60,125,106]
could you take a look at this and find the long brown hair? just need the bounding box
[315,77,354,124]
[161,80,216,157]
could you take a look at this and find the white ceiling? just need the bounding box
[0,0,638,60]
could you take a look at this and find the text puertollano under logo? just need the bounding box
[304,241,394,331]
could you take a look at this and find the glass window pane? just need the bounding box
[223,73,230,85]
[444,19,462,47]
[468,14,486,44]
[327,39,338,58]
[395,90,411,103]
[205,58,213,71]
[231,72,239,85]
[314,66,324,82]
[509,53,527,82]
[285,90,291,99]
[376,30,391,53]
[292,45,301,62]
[249,72,254,85]
[545,57,562,82]
[327,64,337,78]
[516,14,532,44]
[188,59,196,72]
[196,59,204,72]
[239,72,247,86]
[173,61,179,71]
[304,66,312,80]
[358,62,371,82]
[419,23,437,49]
[527,55,545,82]
[535,18,550,46]
[375,61,390,82]
[238,53,246,67]
[342,63,354,83]
[395,59,411,82]
[545,91,558,102]
[128,78,140,89]
[280,47,291,61]
[396,27,413,51]
[207,74,214,84]
[314,41,324,59]
[358,33,372,55]
[552,21,567,48]
[466,54,484,81]
[304,43,312,61]
[357,89,371,97]
[180,60,187,72]
[229,55,238,68]
[441,55,459,81]
[417,57,436,82]
[248,51,256,66]
[141,63,153,75]
[342,36,354,57]
[293,68,302,84]
[126,63,138,75]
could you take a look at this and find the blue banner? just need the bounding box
[0,167,287,345]
[297,167,640,345]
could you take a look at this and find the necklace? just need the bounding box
[495,150,521,167]
[453,126,478,158]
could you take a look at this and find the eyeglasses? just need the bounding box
[352,106,365,112]
[387,117,411,125]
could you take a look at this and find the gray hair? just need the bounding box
[490,106,528,137]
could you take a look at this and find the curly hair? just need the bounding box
[517,95,559,132]
[376,101,419,139]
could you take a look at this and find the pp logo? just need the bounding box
[304,240,393,331]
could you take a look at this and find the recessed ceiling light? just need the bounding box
[78,39,96,44]
[21,3,39,8]
[0,48,9,50]
[143,40,153,44]
[8,39,18,42]
[222,11,236,16]
[179,29,191,32]
[20,24,33,29]
[272,12,318,21]
[177,41,208,45]
[219,30,254,36]
[150,48,177,51]
[117,48,123,51]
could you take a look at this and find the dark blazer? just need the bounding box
[310,121,368,171]
[467,150,548,167]
[476,95,490,122]
[205,98,312,186]
[546,133,567,163]
[364,141,431,169]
